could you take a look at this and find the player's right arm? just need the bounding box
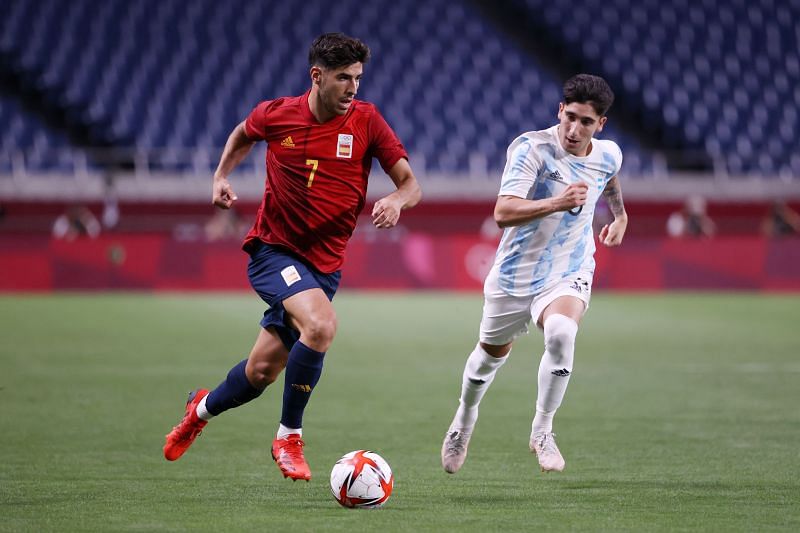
[494,184,588,228]
[212,121,256,209]
[493,135,586,228]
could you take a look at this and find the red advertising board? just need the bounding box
[1,234,798,291]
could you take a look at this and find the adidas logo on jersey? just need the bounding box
[546,169,565,182]
[281,136,296,148]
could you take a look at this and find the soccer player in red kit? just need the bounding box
[163,33,421,481]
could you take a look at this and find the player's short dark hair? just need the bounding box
[309,33,370,70]
[563,74,615,116]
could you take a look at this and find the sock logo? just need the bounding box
[291,384,312,393]
[551,369,571,377]
[468,378,486,385]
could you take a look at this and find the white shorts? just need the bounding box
[478,268,592,346]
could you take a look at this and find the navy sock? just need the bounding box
[280,341,325,429]
[205,359,264,416]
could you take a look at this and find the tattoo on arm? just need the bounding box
[602,176,626,218]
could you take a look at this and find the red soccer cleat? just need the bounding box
[271,434,312,481]
[163,389,209,461]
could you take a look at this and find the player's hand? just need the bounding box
[371,196,403,229]
[212,177,238,209]
[599,216,627,247]
[555,183,589,211]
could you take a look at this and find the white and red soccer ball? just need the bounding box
[330,450,393,509]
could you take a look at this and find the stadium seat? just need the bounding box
[512,0,799,175]
[2,0,797,177]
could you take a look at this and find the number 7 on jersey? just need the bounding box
[305,159,319,187]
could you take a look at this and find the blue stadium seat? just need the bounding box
[0,93,88,173]
[3,0,797,177]
[515,0,799,175]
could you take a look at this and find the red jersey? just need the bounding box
[242,90,407,273]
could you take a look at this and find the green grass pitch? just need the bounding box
[1,292,799,532]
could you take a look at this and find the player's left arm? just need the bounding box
[598,175,628,246]
[371,158,422,229]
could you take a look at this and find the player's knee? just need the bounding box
[246,359,282,388]
[302,314,338,351]
[545,332,571,357]
[543,314,578,365]
[480,341,512,358]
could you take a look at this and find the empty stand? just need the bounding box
[1,0,649,176]
[2,0,797,177]
[511,0,800,176]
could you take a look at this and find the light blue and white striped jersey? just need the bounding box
[493,125,622,297]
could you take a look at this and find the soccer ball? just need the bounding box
[330,450,393,509]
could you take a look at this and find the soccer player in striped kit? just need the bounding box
[442,74,627,474]
[163,33,421,481]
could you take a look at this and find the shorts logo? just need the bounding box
[570,278,590,293]
[337,133,353,158]
[281,265,301,287]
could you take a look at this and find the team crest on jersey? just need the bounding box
[337,133,353,158]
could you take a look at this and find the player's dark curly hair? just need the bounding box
[309,33,370,69]
[563,74,615,116]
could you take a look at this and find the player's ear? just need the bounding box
[310,66,322,85]
[596,115,607,132]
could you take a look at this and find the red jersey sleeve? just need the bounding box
[368,108,408,174]
[244,101,271,141]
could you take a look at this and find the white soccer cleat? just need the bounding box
[530,432,566,472]
[441,429,472,474]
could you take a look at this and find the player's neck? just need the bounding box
[307,90,336,124]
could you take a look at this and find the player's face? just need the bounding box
[313,62,363,117]
[557,102,607,156]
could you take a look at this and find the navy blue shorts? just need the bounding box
[247,241,341,350]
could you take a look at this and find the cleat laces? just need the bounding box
[535,432,558,455]
[444,431,467,456]
[282,438,305,463]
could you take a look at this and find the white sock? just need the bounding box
[277,423,302,439]
[195,394,215,421]
[532,314,578,435]
[451,344,509,431]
